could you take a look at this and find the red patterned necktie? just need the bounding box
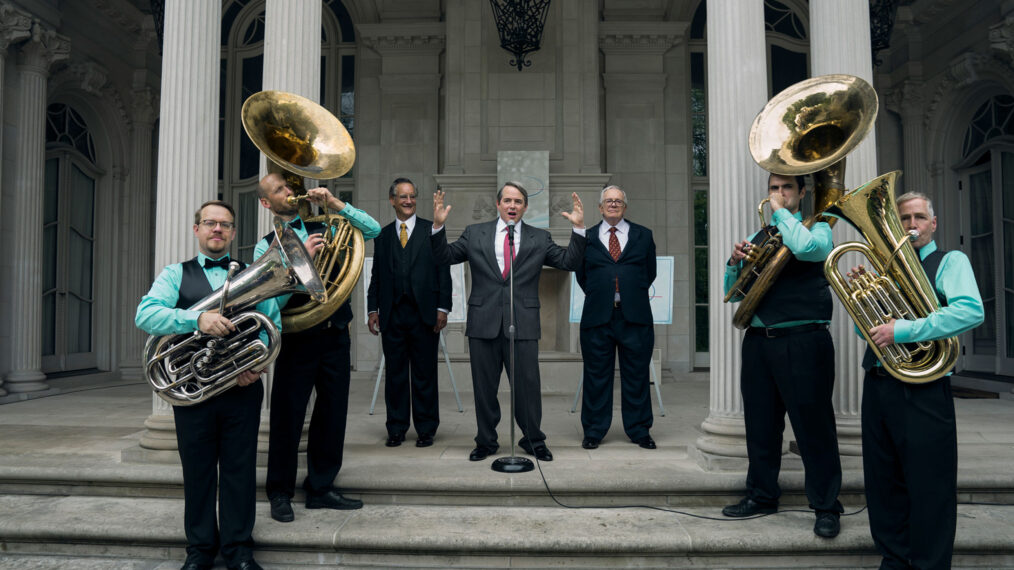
[502,229,514,279]
[608,227,621,261]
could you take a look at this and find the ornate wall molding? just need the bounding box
[990,16,1014,65]
[0,2,32,54]
[357,22,445,55]
[923,50,1014,129]
[51,60,131,135]
[17,21,71,74]
[599,22,686,55]
[884,79,925,117]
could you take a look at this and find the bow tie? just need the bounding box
[289,218,303,230]
[203,257,232,270]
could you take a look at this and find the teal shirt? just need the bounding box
[723,209,833,327]
[254,203,381,311]
[135,253,282,336]
[891,240,984,343]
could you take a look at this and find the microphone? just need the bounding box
[507,220,515,243]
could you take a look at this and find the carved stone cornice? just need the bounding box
[131,87,158,127]
[884,79,925,117]
[923,50,1014,128]
[17,21,71,75]
[357,22,445,56]
[989,16,1014,65]
[70,61,109,95]
[0,2,32,54]
[599,22,686,56]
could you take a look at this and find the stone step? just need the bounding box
[1,493,1013,568]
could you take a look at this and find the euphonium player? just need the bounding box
[722,173,844,539]
[256,173,381,524]
[858,192,983,570]
[135,200,279,570]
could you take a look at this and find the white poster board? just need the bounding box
[569,256,675,325]
[497,150,549,228]
[363,257,467,325]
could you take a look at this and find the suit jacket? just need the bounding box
[367,217,452,332]
[577,220,656,328]
[431,220,586,340]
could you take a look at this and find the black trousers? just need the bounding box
[173,381,262,567]
[740,327,842,512]
[382,296,440,438]
[467,335,544,448]
[266,325,351,499]
[580,306,654,441]
[862,370,957,570]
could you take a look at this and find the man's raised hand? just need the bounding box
[560,192,584,228]
[433,189,452,229]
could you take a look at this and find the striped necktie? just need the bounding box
[399,223,408,248]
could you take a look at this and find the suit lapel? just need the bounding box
[405,218,427,265]
[479,220,499,276]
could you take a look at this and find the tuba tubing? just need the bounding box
[822,171,959,384]
[144,219,325,406]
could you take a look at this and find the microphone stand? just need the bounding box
[492,221,534,473]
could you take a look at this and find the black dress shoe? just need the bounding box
[634,435,656,449]
[416,434,434,447]
[814,511,841,538]
[228,560,263,570]
[519,439,553,461]
[306,489,363,510]
[469,445,498,461]
[385,433,405,447]
[181,562,212,570]
[581,437,599,449]
[722,497,777,517]
[269,495,294,523]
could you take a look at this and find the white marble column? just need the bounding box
[0,3,32,397]
[693,0,768,468]
[811,0,878,455]
[4,22,69,394]
[118,83,158,381]
[889,80,928,194]
[139,0,222,453]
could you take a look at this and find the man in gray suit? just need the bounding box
[431,182,585,462]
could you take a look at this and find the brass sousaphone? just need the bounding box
[725,74,879,329]
[241,90,364,332]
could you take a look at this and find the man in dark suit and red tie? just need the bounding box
[576,185,657,450]
[367,177,452,448]
[431,182,585,462]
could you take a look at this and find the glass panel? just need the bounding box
[42,293,55,356]
[695,305,709,352]
[975,298,997,356]
[1003,152,1014,221]
[68,232,93,298]
[236,190,260,264]
[691,52,707,178]
[44,159,59,223]
[694,248,708,304]
[1007,291,1014,359]
[764,0,806,39]
[690,0,706,39]
[220,58,227,181]
[340,54,355,140]
[969,170,993,235]
[694,190,707,246]
[325,0,355,42]
[770,45,808,97]
[43,225,57,291]
[67,296,91,354]
[239,54,264,179]
[70,165,95,236]
[242,11,266,46]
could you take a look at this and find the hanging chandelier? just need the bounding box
[488,0,552,71]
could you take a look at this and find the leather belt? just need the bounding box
[746,322,828,338]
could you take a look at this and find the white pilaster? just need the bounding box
[140,0,221,451]
[4,22,69,394]
[694,0,768,467]
[0,2,32,397]
[119,83,158,381]
[811,0,878,455]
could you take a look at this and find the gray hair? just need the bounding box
[896,191,935,217]
[599,185,627,205]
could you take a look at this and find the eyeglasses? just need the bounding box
[199,220,235,230]
[602,199,626,206]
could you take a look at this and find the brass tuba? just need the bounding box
[727,75,878,329]
[823,171,959,383]
[241,90,364,332]
[144,220,326,406]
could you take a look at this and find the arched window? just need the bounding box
[43,103,100,373]
[220,0,356,262]
[957,94,1014,375]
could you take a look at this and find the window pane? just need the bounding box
[695,305,709,352]
[770,44,808,97]
[695,247,708,304]
[694,190,708,246]
[239,54,264,179]
[975,298,997,356]
[42,293,56,356]
[70,165,95,236]
[44,158,59,224]
[969,170,993,235]
[236,190,260,264]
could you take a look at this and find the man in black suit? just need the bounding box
[577,185,657,450]
[367,177,452,448]
[431,182,585,462]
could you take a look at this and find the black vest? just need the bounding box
[862,248,947,370]
[753,255,833,325]
[261,222,353,332]
[392,225,414,302]
[176,257,247,309]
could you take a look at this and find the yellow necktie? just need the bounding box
[399,223,408,248]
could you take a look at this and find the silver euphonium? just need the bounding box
[144,219,326,406]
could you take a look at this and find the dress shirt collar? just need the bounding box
[918,240,938,260]
[396,213,417,235]
[496,217,523,234]
[599,218,630,238]
[197,252,230,270]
